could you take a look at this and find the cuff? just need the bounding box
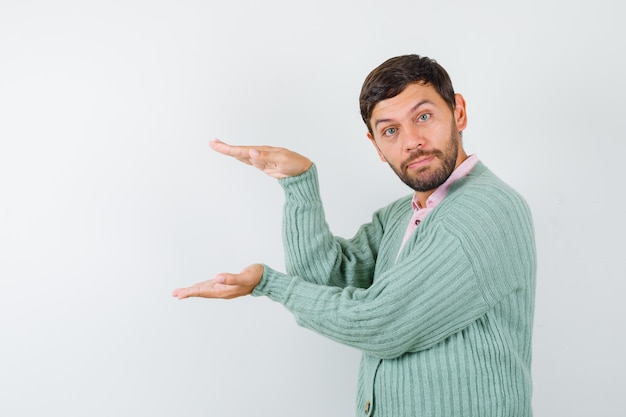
[252,264,293,303]
[277,164,321,204]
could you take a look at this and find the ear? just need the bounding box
[453,94,468,132]
[367,132,387,162]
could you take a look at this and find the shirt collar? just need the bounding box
[412,154,479,210]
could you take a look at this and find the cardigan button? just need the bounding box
[364,400,371,415]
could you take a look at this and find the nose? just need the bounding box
[401,125,424,152]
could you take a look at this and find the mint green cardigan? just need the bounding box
[253,162,536,417]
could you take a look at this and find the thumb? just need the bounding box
[213,273,237,286]
[248,148,267,166]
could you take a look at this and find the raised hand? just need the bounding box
[172,264,264,300]
[209,139,312,179]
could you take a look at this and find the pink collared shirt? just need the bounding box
[397,154,479,255]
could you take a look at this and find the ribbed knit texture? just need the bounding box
[252,162,536,417]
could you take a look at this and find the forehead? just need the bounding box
[371,82,445,119]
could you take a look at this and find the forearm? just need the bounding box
[279,165,378,288]
[253,229,492,359]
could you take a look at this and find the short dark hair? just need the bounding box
[359,54,456,134]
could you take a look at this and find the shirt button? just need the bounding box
[414,219,420,225]
[364,400,371,415]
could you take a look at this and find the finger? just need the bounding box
[248,150,269,170]
[173,273,239,299]
[247,149,289,175]
[209,139,254,163]
[211,140,279,162]
[213,273,237,286]
[173,280,214,299]
[248,148,278,167]
[209,139,233,154]
[172,287,192,300]
[175,285,206,300]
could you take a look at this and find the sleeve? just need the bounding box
[278,164,385,289]
[252,187,536,360]
[252,224,492,360]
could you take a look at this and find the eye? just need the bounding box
[417,113,431,122]
[383,127,397,137]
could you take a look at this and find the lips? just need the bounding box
[405,154,436,170]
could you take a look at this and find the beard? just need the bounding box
[389,127,460,192]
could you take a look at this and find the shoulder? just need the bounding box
[448,162,532,218]
[434,162,536,297]
[434,162,535,251]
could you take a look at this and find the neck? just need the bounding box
[414,190,435,209]
[413,151,470,208]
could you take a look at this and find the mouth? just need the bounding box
[405,155,436,170]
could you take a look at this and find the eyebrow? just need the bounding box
[373,99,433,129]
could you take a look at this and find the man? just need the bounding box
[173,54,536,417]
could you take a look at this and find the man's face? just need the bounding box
[367,82,467,193]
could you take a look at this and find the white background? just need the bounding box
[1,0,624,416]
